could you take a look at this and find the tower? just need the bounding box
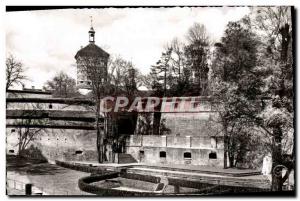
[89,27,95,43]
[75,18,110,90]
[88,17,95,43]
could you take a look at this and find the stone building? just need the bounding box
[6,89,99,163]
[75,24,109,89]
[6,88,225,167]
[5,24,225,168]
[124,97,224,167]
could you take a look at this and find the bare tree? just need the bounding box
[43,71,79,98]
[107,56,143,97]
[12,104,46,156]
[6,54,27,90]
[166,38,186,81]
[185,23,211,95]
[186,23,210,45]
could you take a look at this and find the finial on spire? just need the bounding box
[88,16,95,43]
[90,16,93,27]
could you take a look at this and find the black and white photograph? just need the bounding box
[4,5,295,196]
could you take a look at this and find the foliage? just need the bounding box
[251,8,294,191]
[135,113,153,135]
[149,48,173,96]
[43,71,79,98]
[210,7,294,191]
[147,23,211,97]
[184,23,210,96]
[107,56,144,98]
[210,18,263,168]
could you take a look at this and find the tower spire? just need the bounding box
[90,16,93,27]
[88,16,95,43]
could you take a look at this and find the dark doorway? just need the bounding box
[184,152,192,159]
[159,151,166,158]
[209,152,217,159]
[117,114,137,135]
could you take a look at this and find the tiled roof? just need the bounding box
[75,43,109,59]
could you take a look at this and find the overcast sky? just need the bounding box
[6,7,250,89]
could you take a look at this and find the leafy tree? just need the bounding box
[212,7,294,191]
[135,113,153,135]
[184,23,210,95]
[148,49,174,135]
[149,48,173,97]
[250,7,294,191]
[6,54,27,90]
[43,71,79,98]
[211,19,262,168]
[159,118,171,135]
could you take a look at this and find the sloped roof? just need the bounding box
[75,43,109,59]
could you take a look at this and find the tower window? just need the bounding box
[173,102,179,109]
[49,104,53,109]
[209,152,217,159]
[159,151,166,158]
[11,129,15,133]
[184,152,192,159]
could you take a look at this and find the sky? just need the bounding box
[6,7,250,89]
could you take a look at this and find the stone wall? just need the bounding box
[6,91,99,163]
[161,112,222,137]
[6,90,52,98]
[126,135,224,167]
[6,102,91,111]
[6,127,98,162]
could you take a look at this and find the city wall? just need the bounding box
[126,135,224,167]
[6,127,98,162]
